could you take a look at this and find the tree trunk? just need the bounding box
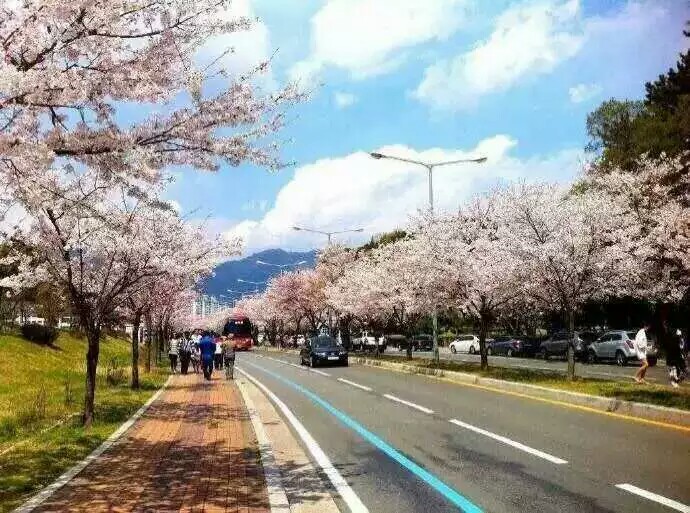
[131,312,142,389]
[479,315,489,371]
[566,308,576,381]
[83,326,101,428]
[145,313,152,373]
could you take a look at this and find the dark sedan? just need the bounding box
[487,336,535,357]
[300,335,348,367]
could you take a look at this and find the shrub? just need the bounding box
[20,323,58,345]
[105,357,127,387]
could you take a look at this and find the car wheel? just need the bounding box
[450,345,457,354]
[343,360,349,367]
[539,348,548,360]
[587,350,597,364]
[615,350,627,367]
[469,345,476,355]
[310,356,317,368]
[507,349,513,357]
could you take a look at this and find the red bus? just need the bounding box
[222,312,253,351]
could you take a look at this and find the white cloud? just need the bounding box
[568,82,602,103]
[414,0,584,110]
[333,92,358,109]
[197,0,275,89]
[289,0,469,84]
[224,136,585,252]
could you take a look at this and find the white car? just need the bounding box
[450,334,480,354]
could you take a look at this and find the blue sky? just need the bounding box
[165,0,689,253]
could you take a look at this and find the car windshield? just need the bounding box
[494,336,510,342]
[627,331,637,339]
[312,336,339,349]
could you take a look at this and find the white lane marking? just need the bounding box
[236,379,290,513]
[310,368,331,377]
[383,394,434,414]
[337,378,373,392]
[616,484,690,512]
[237,366,369,513]
[448,418,567,465]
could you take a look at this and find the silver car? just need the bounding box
[587,330,639,366]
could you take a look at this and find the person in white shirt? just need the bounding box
[168,335,180,374]
[634,322,651,384]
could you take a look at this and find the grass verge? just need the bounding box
[356,354,690,411]
[0,332,167,513]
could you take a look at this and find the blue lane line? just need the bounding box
[243,360,483,513]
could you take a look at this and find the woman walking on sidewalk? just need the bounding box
[223,338,236,379]
[168,335,180,374]
[634,322,651,384]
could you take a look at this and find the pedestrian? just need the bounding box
[223,338,236,379]
[634,322,651,384]
[214,333,223,371]
[168,334,180,374]
[179,332,192,375]
[197,331,217,380]
[666,328,687,388]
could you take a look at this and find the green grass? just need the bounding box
[0,332,167,512]
[360,354,690,411]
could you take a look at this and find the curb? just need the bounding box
[236,378,290,513]
[352,357,690,429]
[13,375,172,513]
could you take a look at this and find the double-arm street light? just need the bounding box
[292,226,364,245]
[256,259,307,273]
[369,151,487,364]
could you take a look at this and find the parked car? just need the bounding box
[449,334,480,354]
[538,330,599,361]
[486,336,526,357]
[587,330,639,366]
[410,334,433,351]
[352,331,386,353]
[300,335,348,367]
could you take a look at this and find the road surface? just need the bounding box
[381,347,676,385]
[237,351,689,513]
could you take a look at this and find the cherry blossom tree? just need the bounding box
[496,182,635,379]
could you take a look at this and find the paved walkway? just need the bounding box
[35,372,270,513]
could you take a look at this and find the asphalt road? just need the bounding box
[381,346,677,385]
[237,351,690,513]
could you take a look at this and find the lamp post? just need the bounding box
[237,278,267,294]
[369,151,487,364]
[256,259,307,274]
[292,226,364,245]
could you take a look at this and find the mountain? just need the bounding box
[202,248,317,298]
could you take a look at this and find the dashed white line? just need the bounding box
[448,418,567,465]
[337,378,373,392]
[383,394,434,414]
[616,484,690,512]
[237,367,369,513]
[310,368,331,377]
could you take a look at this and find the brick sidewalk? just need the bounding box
[34,372,270,513]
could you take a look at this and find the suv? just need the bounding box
[539,330,599,361]
[587,330,639,366]
[352,331,385,353]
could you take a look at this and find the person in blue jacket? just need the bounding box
[197,331,217,380]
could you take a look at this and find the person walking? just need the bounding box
[223,338,236,379]
[197,331,217,380]
[214,334,224,371]
[179,333,192,375]
[634,322,651,384]
[168,335,180,374]
[666,328,687,388]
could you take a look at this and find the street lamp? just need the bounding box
[237,278,267,294]
[256,259,307,273]
[292,226,364,245]
[369,151,487,364]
